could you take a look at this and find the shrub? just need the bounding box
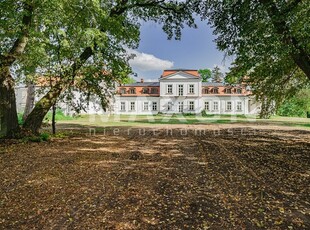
[201,109,208,117]
[182,113,195,116]
[277,89,310,117]
[53,132,67,138]
[40,133,50,141]
[27,136,42,142]
[24,133,50,143]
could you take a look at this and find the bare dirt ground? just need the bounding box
[0,125,310,229]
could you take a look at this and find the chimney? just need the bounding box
[141,78,144,83]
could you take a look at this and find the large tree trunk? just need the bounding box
[0,2,34,138]
[23,83,64,133]
[0,67,19,137]
[22,83,35,121]
[23,47,94,134]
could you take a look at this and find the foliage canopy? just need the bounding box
[198,68,211,82]
[200,0,310,116]
[1,0,203,135]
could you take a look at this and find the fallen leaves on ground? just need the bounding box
[0,126,309,229]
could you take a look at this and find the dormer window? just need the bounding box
[120,88,126,94]
[225,88,232,94]
[236,88,242,94]
[211,88,219,94]
[151,88,158,94]
[142,88,149,94]
[203,88,209,94]
[129,88,136,94]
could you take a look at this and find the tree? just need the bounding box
[211,66,223,83]
[277,88,310,117]
[0,1,34,137]
[22,82,35,121]
[123,77,136,84]
[200,0,310,117]
[198,68,211,82]
[1,0,201,136]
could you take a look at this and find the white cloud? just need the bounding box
[128,49,174,71]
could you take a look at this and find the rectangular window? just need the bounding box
[151,88,158,94]
[213,101,219,111]
[178,102,184,112]
[178,85,183,96]
[189,101,194,111]
[142,88,149,94]
[143,102,149,111]
[204,101,209,111]
[120,102,125,111]
[226,101,232,111]
[237,101,242,111]
[129,88,136,94]
[212,88,219,94]
[152,102,157,111]
[189,84,194,94]
[130,102,135,111]
[167,85,173,94]
[167,102,172,111]
[225,88,232,94]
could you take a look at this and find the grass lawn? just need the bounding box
[56,114,310,129]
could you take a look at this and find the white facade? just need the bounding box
[114,96,160,115]
[15,86,106,116]
[115,70,260,115]
[15,70,261,116]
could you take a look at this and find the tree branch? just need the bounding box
[259,0,310,80]
[110,0,181,17]
[1,2,34,67]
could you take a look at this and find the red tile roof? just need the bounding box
[161,69,200,78]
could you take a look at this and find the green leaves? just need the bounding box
[202,0,310,117]
[198,68,211,82]
[277,88,310,117]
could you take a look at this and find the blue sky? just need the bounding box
[128,19,234,81]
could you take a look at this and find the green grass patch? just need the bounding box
[55,114,310,129]
[44,109,74,121]
[56,114,260,126]
[23,132,50,143]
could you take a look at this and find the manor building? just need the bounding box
[15,69,260,115]
[114,69,260,115]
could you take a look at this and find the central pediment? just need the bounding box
[160,69,201,80]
